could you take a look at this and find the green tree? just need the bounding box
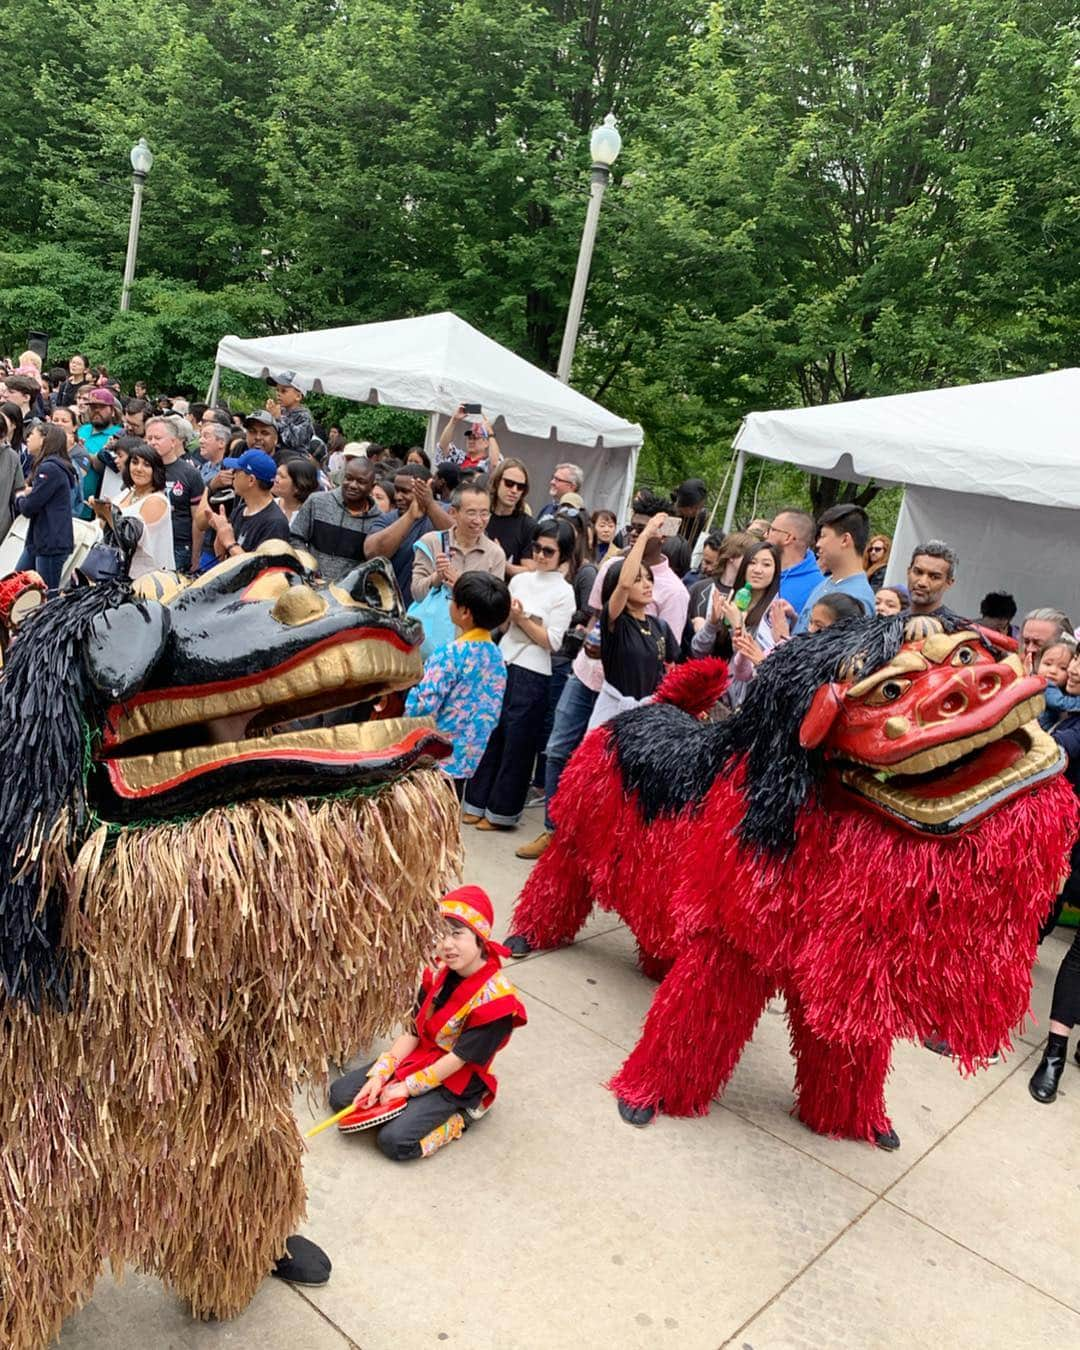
[583,0,1080,510]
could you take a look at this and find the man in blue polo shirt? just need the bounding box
[793,502,876,634]
[766,507,823,615]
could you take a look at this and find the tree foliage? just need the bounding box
[2,0,1077,521]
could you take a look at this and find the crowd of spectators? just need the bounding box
[4,357,1079,876]
[7,352,1080,1101]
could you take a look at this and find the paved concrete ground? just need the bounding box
[61,814,1080,1349]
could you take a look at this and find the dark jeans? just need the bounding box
[173,542,192,573]
[532,658,571,787]
[329,1064,471,1162]
[16,547,65,594]
[542,673,597,831]
[463,664,550,826]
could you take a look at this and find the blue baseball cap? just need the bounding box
[223,449,277,485]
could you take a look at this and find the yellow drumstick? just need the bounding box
[304,1105,353,1139]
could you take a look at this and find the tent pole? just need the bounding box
[722,449,746,533]
[206,363,221,407]
[424,411,439,459]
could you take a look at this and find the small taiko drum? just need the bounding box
[0,570,47,630]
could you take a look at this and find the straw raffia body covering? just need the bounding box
[1,776,461,1346]
[0,547,462,1348]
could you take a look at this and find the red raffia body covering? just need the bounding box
[511,663,1077,1143]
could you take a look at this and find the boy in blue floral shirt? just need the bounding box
[405,573,511,791]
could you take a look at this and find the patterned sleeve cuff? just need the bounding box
[404,1066,441,1096]
[366,1052,399,1083]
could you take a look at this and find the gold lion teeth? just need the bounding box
[840,720,1060,824]
[113,641,423,747]
[112,715,438,792]
[880,696,1039,776]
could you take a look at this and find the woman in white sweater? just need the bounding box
[463,519,576,829]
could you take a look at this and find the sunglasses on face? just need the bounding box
[534,544,559,558]
[503,478,527,491]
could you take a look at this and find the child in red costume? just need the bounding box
[330,886,526,1159]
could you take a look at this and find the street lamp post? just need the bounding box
[556,113,622,384]
[119,137,154,313]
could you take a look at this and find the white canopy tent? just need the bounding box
[213,312,643,518]
[728,369,1080,619]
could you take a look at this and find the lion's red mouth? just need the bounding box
[95,628,450,814]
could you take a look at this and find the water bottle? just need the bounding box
[583,618,603,660]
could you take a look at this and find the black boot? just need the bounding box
[1029,1033,1069,1104]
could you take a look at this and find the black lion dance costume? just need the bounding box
[0,544,461,1348]
[509,615,1076,1146]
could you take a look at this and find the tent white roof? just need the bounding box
[732,368,1080,510]
[215,311,642,451]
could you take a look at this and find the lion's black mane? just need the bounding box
[0,579,130,1009]
[610,612,990,857]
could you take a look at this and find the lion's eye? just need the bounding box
[952,646,976,666]
[864,677,911,705]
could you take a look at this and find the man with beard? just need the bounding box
[76,388,123,457]
[288,457,393,582]
[905,541,960,618]
[123,397,151,439]
[244,409,282,461]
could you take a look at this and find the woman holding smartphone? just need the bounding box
[691,540,781,708]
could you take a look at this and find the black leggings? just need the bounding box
[1050,927,1080,1029]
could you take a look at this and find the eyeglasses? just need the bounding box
[552,476,575,487]
[503,478,527,491]
[534,544,559,558]
[458,508,491,521]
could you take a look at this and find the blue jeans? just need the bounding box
[532,658,571,787]
[16,547,65,594]
[542,673,598,831]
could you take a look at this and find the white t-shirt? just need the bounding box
[499,569,575,676]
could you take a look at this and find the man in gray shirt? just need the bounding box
[289,458,392,581]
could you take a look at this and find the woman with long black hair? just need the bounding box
[14,423,76,592]
[463,518,576,830]
[691,539,782,707]
[272,458,319,525]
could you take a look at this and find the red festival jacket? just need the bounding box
[394,958,526,1106]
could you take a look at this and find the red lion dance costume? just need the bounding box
[509,614,1076,1148]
